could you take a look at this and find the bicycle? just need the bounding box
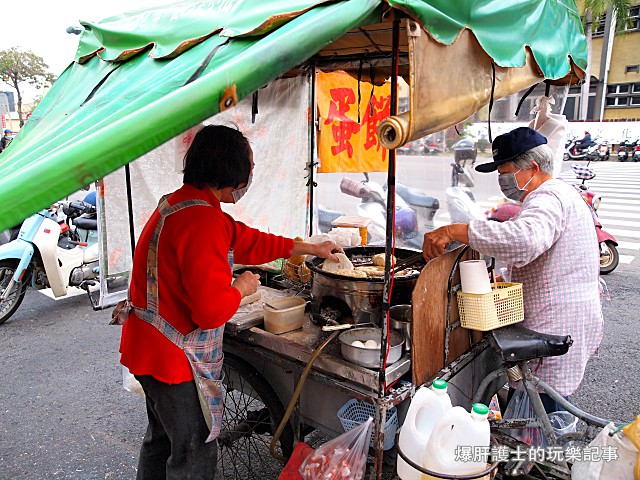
[397,247,628,480]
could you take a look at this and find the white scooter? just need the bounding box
[339,175,424,250]
[445,157,487,224]
[0,202,100,324]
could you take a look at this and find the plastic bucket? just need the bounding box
[263,297,306,334]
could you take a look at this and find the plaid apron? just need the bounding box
[123,195,226,443]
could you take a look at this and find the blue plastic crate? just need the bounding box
[337,398,399,451]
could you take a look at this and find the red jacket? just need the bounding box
[119,184,294,384]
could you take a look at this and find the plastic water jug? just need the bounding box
[397,379,452,480]
[423,403,491,478]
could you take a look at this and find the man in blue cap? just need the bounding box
[0,129,12,152]
[423,126,603,412]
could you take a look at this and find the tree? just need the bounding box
[0,47,55,127]
[579,0,630,120]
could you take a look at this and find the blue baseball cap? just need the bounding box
[475,127,547,173]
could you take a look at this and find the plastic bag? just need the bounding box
[571,422,638,480]
[122,365,145,397]
[503,389,544,447]
[529,96,568,179]
[299,417,373,480]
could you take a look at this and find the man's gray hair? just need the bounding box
[512,144,554,174]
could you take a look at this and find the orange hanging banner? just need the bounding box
[316,70,390,173]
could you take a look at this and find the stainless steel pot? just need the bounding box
[306,246,424,326]
[338,327,404,368]
[390,305,412,353]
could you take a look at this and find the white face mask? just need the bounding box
[231,172,252,203]
[498,169,534,202]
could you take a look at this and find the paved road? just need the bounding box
[1,158,639,479]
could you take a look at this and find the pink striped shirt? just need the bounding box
[469,179,603,396]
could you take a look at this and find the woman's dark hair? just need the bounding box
[183,125,252,189]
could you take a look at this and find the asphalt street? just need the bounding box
[1,158,639,479]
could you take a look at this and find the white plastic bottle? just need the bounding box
[423,403,491,476]
[397,379,452,480]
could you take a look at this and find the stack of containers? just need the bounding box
[397,379,491,479]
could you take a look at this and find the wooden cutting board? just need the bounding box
[411,246,481,386]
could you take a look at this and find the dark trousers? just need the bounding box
[135,375,217,480]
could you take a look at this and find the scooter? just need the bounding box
[339,175,429,250]
[632,139,640,162]
[563,138,599,161]
[395,183,439,235]
[445,157,487,224]
[596,139,610,161]
[0,190,97,246]
[571,163,619,274]
[617,139,634,162]
[0,201,100,325]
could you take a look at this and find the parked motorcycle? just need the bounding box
[445,157,487,224]
[571,163,619,274]
[0,201,100,324]
[489,163,619,275]
[596,139,610,161]
[0,190,97,247]
[632,139,640,162]
[617,139,634,162]
[395,183,439,235]
[339,175,438,249]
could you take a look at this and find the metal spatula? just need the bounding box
[392,252,425,274]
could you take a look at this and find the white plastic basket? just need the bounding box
[337,399,399,450]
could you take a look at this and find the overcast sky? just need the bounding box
[0,0,166,102]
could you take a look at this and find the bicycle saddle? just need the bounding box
[489,324,572,363]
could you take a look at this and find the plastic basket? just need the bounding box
[337,399,399,451]
[457,282,524,331]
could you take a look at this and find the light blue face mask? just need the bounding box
[498,169,533,202]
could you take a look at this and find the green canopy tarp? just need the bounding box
[0,0,587,232]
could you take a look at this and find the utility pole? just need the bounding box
[594,9,617,121]
[579,11,593,120]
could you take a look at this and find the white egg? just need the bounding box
[351,340,365,348]
[364,339,379,349]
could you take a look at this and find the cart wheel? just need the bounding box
[217,354,294,479]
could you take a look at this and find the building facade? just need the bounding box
[566,2,640,121]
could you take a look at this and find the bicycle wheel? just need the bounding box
[217,354,294,479]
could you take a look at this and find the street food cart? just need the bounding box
[0,1,589,478]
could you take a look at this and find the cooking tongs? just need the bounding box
[392,252,425,274]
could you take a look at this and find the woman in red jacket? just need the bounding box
[119,125,340,480]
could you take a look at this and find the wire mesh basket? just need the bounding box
[456,282,524,331]
[337,399,399,450]
[281,258,312,287]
